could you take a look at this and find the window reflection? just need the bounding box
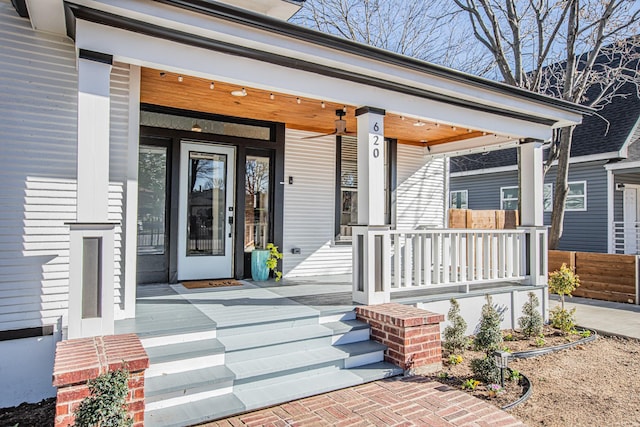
[245,156,270,251]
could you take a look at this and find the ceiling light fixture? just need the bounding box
[296,97,301,104]
[209,82,215,90]
[452,126,457,131]
[159,72,166,78]
[231,88,247,97]
[191,123,202,132]
[400,116,405,121]
[435,122,440,128]
[178,75,183,82]
[414,120,426,127]
[270,93,275,100]
[321,101,325,109]
[343,106,347,113]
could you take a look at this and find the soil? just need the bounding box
[433,330,640,427]
[2,333,640,427]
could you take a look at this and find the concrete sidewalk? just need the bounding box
[550,295,640,339]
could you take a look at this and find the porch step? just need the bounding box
[145,365,235,409]
[228,340,387,383]
[214,312,320,337]
[323,319,370,344]
[234,361,403,413]
[144,361,402,427]
[145,338,225,377]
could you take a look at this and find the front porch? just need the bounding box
[114,276,544,426]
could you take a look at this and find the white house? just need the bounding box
[0,0,588,415]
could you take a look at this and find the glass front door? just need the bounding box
[178,141,236,280]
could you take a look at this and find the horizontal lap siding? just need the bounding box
[396,146,445,229]
[110,63,130,313]
[450,161,608,253]
[283,130,349,276]
[0,2,77,330]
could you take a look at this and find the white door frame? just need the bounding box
[178,141,236,280]
[623,184,640,254]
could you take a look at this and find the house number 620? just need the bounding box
[371,121,382,159]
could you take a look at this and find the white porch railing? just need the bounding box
[612,221,640,254]
[352,227,548,304]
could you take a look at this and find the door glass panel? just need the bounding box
[138,145,167,255]
[187,151,227,256]
[244,156,270,251]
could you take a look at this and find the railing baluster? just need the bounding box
[443,233,450,284]
[450,233,458,283]
[424,234,432,285]
[505,233,513,278]
[414,234,422,287]
[460,233,467,282]
[394,234,401,289]
[467,233,474,281]
[404,233,413,288]
[433,233,441,284]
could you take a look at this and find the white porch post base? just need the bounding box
[352,226,391,305]
[519,226,548,286]
[67,223,116,339]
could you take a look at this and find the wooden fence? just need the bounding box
[448,209,519,229]
[548,250,639,304]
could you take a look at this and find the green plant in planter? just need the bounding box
[265,243,283,281]
[73,368,132,427]
[548,263,580,334]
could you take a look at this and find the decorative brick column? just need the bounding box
[356,303,444,375]
[52,334,149,427]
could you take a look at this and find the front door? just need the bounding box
[178,141,236,280]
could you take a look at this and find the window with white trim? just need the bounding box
[566,181,587,211]
[543,183,553,212]
[450,190,468,209]
[500,186,518,210]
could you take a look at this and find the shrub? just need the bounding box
[550,306,577,334]
[518,292,544,338]
[470,356,500,384]
[265,243,283,281]
[443,298,468,355]
[473,295,503,354]
[548,263,580,310]
[73,369,133,427]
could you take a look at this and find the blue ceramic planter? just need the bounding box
[251,249,270,281]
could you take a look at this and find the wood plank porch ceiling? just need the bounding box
[140,68,486,146]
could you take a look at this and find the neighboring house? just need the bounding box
[0,0,586,416]
[450,83,640,254]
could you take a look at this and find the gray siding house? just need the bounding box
[450,85,640,253]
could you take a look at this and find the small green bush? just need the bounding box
[548,263,580,309]
[518,292,544,338]
[473,295,503,353]
[550,306,577,334]
[73,369,133,427]
[443,298,468,355]
[470,356,500,384]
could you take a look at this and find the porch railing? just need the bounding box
[612,221,640,254]
[352,227,547,305]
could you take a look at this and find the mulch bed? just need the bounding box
[0,397,54,427]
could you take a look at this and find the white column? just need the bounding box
[352,107,389,304]
[77,51,112,222]
[519,141,546,286]
[519,142,544,226]
[67,50,115,339]
[356,107,386,226]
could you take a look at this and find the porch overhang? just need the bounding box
[56,0,587,148]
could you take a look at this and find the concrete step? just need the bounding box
[217,324,333,352]
[214,313,320,337]
[323,319,370,344]
[145,365,235,410]
[145,338,225,377]
[229,340,387,388]
[145,392,245,427]
[235,361,403,413]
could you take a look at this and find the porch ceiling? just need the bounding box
[139,68,487,146]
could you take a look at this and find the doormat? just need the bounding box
[181,279,243,289]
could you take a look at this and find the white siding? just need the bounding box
[109,62,130,315]
[283,129,353,276]
[396,145,446,229]
[0,2,131,329]
[283,133,446,277]
[0,2,77,330]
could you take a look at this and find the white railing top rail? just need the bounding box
[363,228,527,235]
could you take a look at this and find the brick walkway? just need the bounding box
[204,377,526,427]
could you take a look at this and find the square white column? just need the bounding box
[356,107,386,226]
[519,142,544,226]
